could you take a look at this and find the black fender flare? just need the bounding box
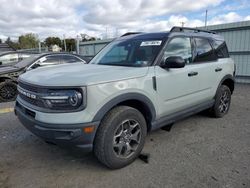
[92,92,156,123]
[215,74,235,97]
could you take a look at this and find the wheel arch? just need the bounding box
[92,93,156,131]
[0,76,16,83]
[217,75,235,95]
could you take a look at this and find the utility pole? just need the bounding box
[63,34,67,52]
[105,27,108,39]
[180,22,185,27]
[76,35,80,55]
[205,10,208,29]
[38,41,41,53]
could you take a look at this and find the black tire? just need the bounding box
[94,106,147,169]
[210,85,231,118]
[0,80,18,102]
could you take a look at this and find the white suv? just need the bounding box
[15,27,235,169]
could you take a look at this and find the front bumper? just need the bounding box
[15,101,99,152]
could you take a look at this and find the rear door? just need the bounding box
[192,37,220,101]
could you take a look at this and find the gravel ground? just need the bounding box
[0,84,249,188]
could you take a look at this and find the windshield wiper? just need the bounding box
[99,62,140,67]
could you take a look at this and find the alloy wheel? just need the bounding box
[218,90,230,113]
[113,119,141,158]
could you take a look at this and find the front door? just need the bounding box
[155,36,203,118]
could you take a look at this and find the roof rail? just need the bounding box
[170,26,216,34]
[121,32,143,37]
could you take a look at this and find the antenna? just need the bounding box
[205,10,208,29]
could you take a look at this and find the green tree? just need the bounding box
[6,37,11,44]
[18,33,39,49]
[6,37,20,50]
[80,34,97,42]
[0,39,2,43]
[64,38,76,52]
[44,37,62,47]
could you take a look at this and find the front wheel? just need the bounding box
[94,106,147,169]
[210,85,231,118]
[0,81,18,102]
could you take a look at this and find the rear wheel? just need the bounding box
[94,106,147,169]
[0,81,17,102]
[210,85,231,118]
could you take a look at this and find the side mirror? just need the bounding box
[160,56,185,69]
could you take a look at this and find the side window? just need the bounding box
[0,54,19,65]
[163,37,192,64]
[194,38,217,62]
[212,40,229,58]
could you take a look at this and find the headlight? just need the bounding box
[41,89,85,111]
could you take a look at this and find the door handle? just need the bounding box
[188,71,198,77]
[215,67,222,72]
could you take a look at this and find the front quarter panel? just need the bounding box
[86,67,158,122]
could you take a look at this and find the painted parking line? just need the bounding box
[0,108,14,114]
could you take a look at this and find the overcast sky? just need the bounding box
[0,0,250,41]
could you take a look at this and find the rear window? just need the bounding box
[212,40,229,58]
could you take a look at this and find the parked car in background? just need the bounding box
[0,52,88,102]
[0,51,37,67]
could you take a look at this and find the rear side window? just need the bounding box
[212,40,229,58]
[194,38,217,62]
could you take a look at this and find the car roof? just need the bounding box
[118,28,224,41]
[117,32,170,41]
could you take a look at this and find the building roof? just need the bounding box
[199,20,250,32]
[0,43,15,52]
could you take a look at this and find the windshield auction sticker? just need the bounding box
[140,41,162,46]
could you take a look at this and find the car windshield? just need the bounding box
[90,38,164,67]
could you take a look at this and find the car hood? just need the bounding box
[19,63,149,86]
[0,66,20,75]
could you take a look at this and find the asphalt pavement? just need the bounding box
[0,84,249,188]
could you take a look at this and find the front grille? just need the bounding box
[18,81,47,108]
[19,93,37,105]
[18,81,38,93]
[19,93,45,107]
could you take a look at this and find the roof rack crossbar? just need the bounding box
[170,27,216,34]
[121,32,143,37]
